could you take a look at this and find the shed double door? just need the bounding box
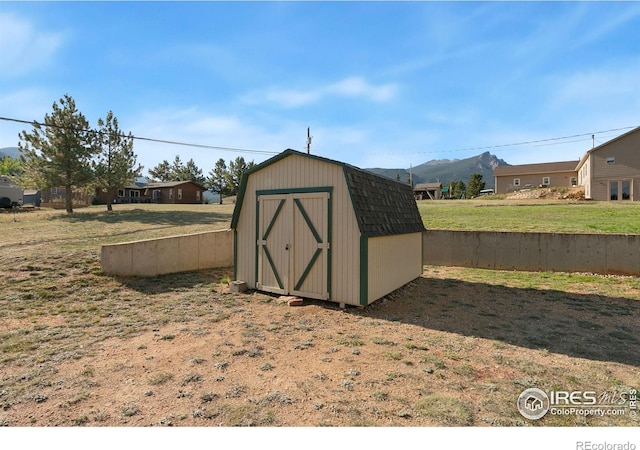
[257,192,330,300]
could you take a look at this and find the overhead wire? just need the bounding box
[372,125,639,155]
[0,115,279,156]
[2,114,638,158]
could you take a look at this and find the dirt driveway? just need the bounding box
[2,265,638,427]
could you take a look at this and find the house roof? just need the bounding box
[231,149,425,237]
[413,182,442,190]
[493,160,578,177]
[146,180,206,190]
[577,125,640,170]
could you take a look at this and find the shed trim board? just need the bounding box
[231,149,425,307]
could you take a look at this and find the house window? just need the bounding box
[610,181,618,200]
[118,189,125,197]
[129,190,139,198]
[513,178,521,187]
[612,180,632,201]
[571,177,577,186]
[607,157,615,164]
[622,180,631,200]
[542,177,550,186]
[196,190,201,201]
[169,189,173,200]
[178,188,183,200]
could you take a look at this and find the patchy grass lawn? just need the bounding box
[418,199,640,234]
[0,203,638,427]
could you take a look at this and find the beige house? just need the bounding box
[231,149,425,307]
[577,126,640,201]
[494,126,640,201]
[494,161,578,194]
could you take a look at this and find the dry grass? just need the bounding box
[0,203,638,427]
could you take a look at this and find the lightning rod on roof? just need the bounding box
[306,127,312,154]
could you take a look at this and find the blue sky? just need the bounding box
[1,1,640,176]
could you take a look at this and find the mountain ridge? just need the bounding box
[0,147,20,159]
[366,151,509,189]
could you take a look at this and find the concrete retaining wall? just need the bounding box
[423,230,640,276]
[101,229,233,277]
[101,228,640,278]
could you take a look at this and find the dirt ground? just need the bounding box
[2,267,638,428]
[505,186,585,201]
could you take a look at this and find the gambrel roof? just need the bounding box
[231,149,425,237]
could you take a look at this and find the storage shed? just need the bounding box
[231,149,425,307]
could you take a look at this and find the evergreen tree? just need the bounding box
[0,156,22,176]
[170,155,187,181]
[184,158,205,185]
[19,94,97,214]
[148,160,171,182]
[467,173,485,198]
[207,158,228,202]
[453,180,466,199]
[225,156,255,196]
[149,156,204,184]
[93,111,142,211]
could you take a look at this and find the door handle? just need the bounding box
[285,244,290,250]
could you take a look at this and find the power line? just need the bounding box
[0,115,279,156]
[373,125,639,155]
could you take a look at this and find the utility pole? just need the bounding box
[306,127,312,154]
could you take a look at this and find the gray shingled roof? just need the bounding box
[493,160,578,176]
[344,166,425,237]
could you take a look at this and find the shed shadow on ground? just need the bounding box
[349,276,640,367]
[115,267,233,294]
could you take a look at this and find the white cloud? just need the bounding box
[326,77,398,102]
[0,88,61,148]
[242,76,399,108]
[127,107,305,174]
[0,12,65,78]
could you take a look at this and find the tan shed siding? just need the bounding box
[234,154,362,304]
[366,232,423,304]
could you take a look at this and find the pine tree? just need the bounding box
[207,158,228,202]
[93,111,142,211]
[225,156,255,196]
[184,158,205,185]
[19,94,97,214]
[467,173,485,198]
[0,155,22,176]
[148,160,172,182]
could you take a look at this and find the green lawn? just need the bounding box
[418,199,640,234]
